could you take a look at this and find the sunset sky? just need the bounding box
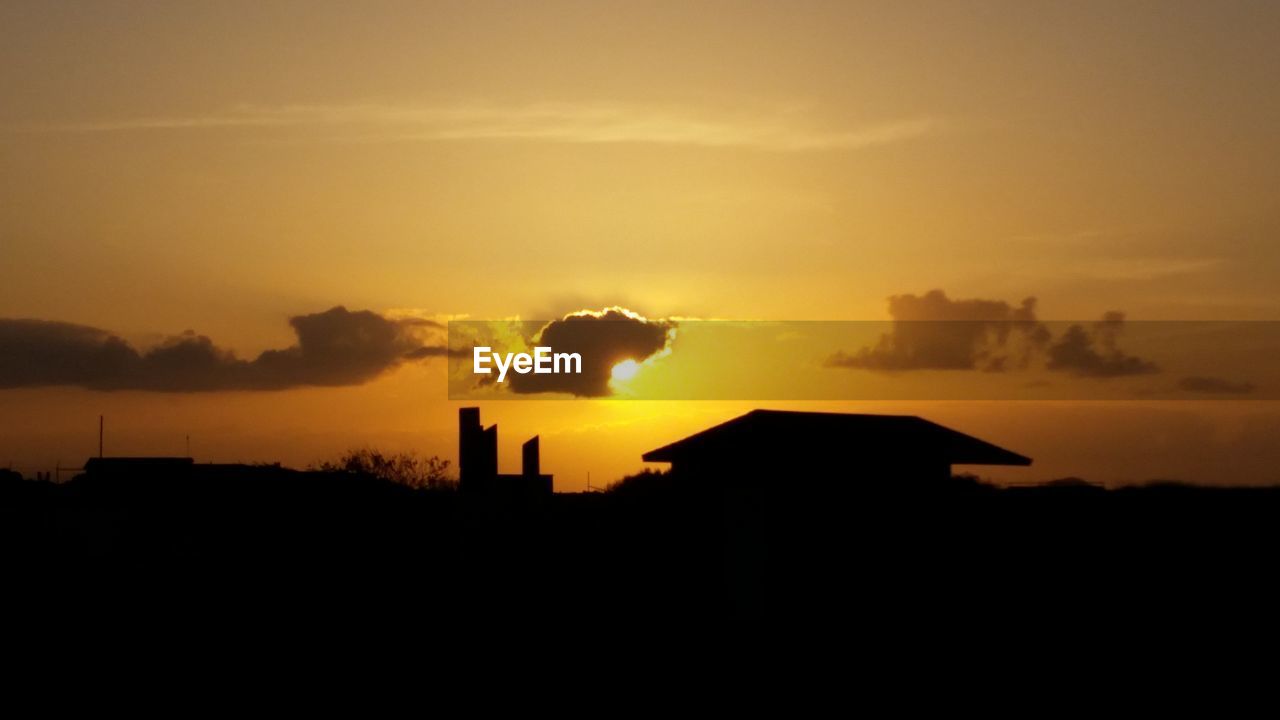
[3,1,1280,487]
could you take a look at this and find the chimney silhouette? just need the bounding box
[458,406,497,485]
[458,407,552,495]
[458,407,482,484]
[522,436,540,477]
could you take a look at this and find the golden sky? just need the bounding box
[3,1,1280,486]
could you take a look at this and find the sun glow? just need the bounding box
[611,359,641,383]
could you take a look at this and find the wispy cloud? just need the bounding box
[12,102,940,152]
[1071,257,1226,282]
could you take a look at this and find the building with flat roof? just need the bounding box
[643,409,1031,486]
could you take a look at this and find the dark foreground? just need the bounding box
[4,468,1280,655]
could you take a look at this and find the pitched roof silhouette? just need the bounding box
[642,409,1031,467]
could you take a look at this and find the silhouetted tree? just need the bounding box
[606,468,676,496]
[312,448,455,490]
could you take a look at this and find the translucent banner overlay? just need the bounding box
[448,320,1279,401]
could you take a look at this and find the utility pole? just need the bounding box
[98,415,104,458]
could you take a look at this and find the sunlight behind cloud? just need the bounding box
[607,358,643,396]
[611,359,641,383]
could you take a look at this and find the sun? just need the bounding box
[611,359,641,383]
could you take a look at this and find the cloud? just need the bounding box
[403,345,451,359]
[1071,257,1226,282]
[1179,376,1256,395]
[14,102,940,152]
[1045,312,1159,378]
[0,307,445,392]
[507,308,675,397]
[826,291,1160,380]
[824,290,1050,372]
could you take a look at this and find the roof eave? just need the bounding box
[954,454,1033,467]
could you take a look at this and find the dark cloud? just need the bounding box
[825,290,1049,372]
[0,306,446,392]
[404,346,450,359]
[1179,376,1256,395]
[1046,312,1158,378]
[508,308,674,397]
[826,291,1159,380]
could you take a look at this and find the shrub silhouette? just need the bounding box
[312,448,456,491]
[605,468,678,496]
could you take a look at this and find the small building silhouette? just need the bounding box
[458,407,553,496]
[83,457,195,480]
[78,457,306,487]
[642,409,1030,487]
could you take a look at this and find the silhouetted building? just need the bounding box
[82,457,196,481]
[78,457,314,482]
[642,409,1031,487]
[458,408,553,496]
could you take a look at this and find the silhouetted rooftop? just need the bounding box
[84,457,195,471]
[642,409,1032,467]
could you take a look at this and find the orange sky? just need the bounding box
[3,1,1280,487]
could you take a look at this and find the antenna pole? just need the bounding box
[98,415,104,458]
